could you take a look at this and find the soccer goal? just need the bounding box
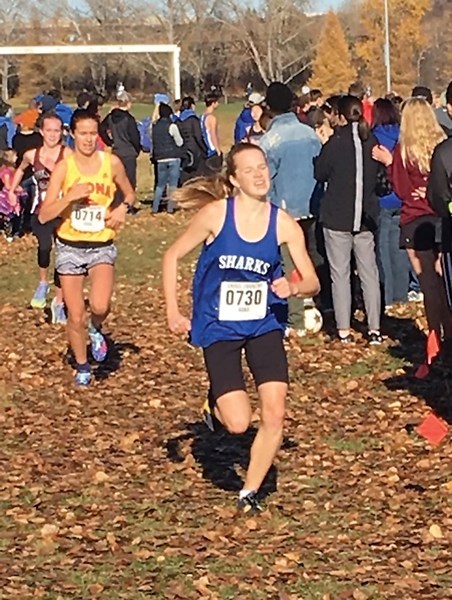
[0,44,181,99]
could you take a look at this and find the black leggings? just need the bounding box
[31,215,61,288]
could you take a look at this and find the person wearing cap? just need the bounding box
[99,91,141,207]
[242,93,266,144]
[233,94,262,144]
[411,85,433,105]
[260,81,322,337]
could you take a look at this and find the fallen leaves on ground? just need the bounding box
[0,214,451,599]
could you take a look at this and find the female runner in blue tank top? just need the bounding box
[163,143,319,512]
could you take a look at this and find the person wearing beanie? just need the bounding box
[411,85,433,105]
[12,105,42,233]
[260,81,323,336]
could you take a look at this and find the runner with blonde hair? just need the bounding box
[163,143,319,511]
[374,97,452,369]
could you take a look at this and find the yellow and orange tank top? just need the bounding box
[57,151,116,244]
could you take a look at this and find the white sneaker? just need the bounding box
[408,290,423,303]
[285,327,306,338]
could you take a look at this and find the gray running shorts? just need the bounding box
[55,239,117,276]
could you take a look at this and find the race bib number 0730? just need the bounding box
[218,281,268,321]
[71,204,106,233]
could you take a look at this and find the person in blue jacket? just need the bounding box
[233,93,263,143]
[0,100,17,149]
[372,98,411,308]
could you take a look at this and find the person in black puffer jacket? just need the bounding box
[175,96,208,184]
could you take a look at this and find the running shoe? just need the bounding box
[368,331,383,346]
[237,491,262,514]
[75,369,92,386]
[50,297,67,325]
[30,282,49,309]
[89,328,108,362]
[284,327,306,338]
[408,290,424,303]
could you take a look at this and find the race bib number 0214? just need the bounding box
[219,281,268,321]
[71,204,106,233]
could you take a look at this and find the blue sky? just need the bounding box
[311,0,343,10]
[70,0,344,11]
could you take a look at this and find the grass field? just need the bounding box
[1,205,452,599]
[0,102,451,600]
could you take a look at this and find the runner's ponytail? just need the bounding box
[174,143,267,209]
[173,175,231,208]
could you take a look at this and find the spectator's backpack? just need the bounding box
[138,117,152,153]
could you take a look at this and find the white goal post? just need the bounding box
[0,44,181,100]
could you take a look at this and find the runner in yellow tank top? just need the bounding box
[39,109,135,386]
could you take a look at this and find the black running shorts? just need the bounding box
[400,215,439,251]
[203,329,288,402]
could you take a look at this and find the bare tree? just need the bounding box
[0,0,29,99]
[220,0,314,85]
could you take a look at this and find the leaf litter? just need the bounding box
[0,214,451,599]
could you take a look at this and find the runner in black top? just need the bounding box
[9,113,71,323]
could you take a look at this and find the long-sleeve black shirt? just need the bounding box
[427,138,452,251]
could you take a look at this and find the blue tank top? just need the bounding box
[200,113,217,158]
[190,198,286,348]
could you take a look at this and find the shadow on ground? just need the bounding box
[166,422,297,499]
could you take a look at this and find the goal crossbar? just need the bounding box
[0,44,181,99]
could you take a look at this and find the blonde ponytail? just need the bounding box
[173,142,267,209]
[173,175,232,209]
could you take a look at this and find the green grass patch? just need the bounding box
[326,435,379,453]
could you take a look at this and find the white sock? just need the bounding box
[239,489,255,500]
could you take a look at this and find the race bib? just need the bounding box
[219,281,268,321]
[71,204,106,233]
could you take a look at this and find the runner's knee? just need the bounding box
[67,309,86,329]
[90,299,110,317]
[260,398,286,430]
[222,413,251,435]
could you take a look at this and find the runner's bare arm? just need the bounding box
[105,155,136,229]
[38,161,91,223]
[275,210,320,298]
[163,202,223,333]
[8,150,34,204]
[206,114,221,155]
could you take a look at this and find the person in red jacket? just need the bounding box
[374,97,452,364]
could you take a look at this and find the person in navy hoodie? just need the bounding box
[372,98,411,308]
